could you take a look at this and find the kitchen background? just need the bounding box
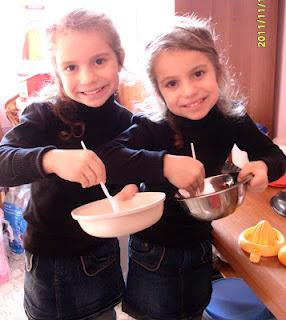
[0,0,285,319]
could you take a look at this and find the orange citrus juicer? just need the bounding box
[238,220,285,263]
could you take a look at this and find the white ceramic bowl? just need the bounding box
[71,192,166,237]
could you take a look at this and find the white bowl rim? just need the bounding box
[71,192,166,221]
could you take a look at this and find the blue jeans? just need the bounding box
[24,239,124,320]
[122,237,213,320]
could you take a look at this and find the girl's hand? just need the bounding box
[163,154,205,195]
[238,160,268,193]
[114,184,138,201]
[42,149,106,188]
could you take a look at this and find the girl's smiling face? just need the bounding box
[154,49,219,120]
[55,30,123,108]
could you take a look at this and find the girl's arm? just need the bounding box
[0,103,56,186]
[97,114,166,184]
[0,103,106,188]
[98,114,205,192]
[233,113,286,191]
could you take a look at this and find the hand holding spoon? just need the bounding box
[80,141,119,212]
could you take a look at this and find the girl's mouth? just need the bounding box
[184,97,206,108]
[81,86,105,95]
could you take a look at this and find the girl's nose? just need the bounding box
[181,80,196,98]
[80,67,97,84]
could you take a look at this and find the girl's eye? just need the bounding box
[166,80,177,88]
[194,70,205,78]
[65,65,77,72]
[95,58,105,65]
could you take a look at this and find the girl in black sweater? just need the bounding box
[98,16,286,320]
[0,9,137,320]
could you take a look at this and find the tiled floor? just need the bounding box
[0,252,134,320]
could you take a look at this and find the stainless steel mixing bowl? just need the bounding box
[177,172,251,221]
[270,189,286,217]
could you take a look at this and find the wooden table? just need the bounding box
[212,187,286,320]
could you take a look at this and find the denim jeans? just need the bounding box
[122,236,213,320]
[24,239,124,320]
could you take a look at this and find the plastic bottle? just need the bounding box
[0,208,10,285]
[3,185,29,254]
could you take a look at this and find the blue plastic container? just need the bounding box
[203,278,273,320]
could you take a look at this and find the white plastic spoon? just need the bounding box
[190,142,196,159]
[80,141,119,212]
[191,142,201,196]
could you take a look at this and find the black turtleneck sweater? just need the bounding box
[98,106,286,247]
[0,96,145,256]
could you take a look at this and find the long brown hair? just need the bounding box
[145,15,245,147]
[43,9,124,140]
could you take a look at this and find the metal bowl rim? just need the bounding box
[177,181,245,201]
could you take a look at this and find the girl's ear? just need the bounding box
[118,49,125,70]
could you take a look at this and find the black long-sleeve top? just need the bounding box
[98,106,286,247]
[0,96,144,256]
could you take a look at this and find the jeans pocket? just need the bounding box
[190,239,213,269]
[80,241,117,277]
[129,237,165,271]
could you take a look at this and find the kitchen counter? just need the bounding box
[212,187,286,320]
